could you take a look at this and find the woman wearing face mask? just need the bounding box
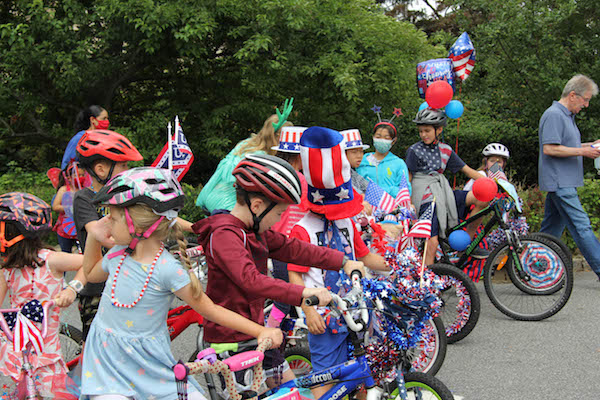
[356,121,411,197]
[61,105,110,170]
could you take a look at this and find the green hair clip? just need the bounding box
[272,97,294,133]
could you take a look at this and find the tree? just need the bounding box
[0,0,442,184]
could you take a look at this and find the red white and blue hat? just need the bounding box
[300,126,363,220]
[341,129,370,150]
[271,126,307,153]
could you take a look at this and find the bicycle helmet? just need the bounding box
[77,129,143,184]
[233,154,301,205]
[482,143,510,159]
[412,108,447,127]
[0,193,52,251]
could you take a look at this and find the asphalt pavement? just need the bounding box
[2,270,599,399]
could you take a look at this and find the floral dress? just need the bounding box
[0,249,76,399]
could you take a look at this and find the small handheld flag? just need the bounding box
[152,117,194,181]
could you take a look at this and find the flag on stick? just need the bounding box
[152,116,194,181]
[407,202,435,239]
[365,181,395,213]
[394,174,411,207]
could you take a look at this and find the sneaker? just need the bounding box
[469,247,490,259]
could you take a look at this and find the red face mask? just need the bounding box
[95,119,110,130]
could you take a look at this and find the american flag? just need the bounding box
[407,202,435,238]
[397,218,414,252]
[151,118,194,182]
[394,174,411,207]
[488,169,508,182]
[448,32,476,81]
[365,181,395,213]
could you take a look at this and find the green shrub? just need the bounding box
[180,182,208,224]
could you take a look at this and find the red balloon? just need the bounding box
[425,80,454,109]
[472,177,498,202]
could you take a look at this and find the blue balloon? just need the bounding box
[419,102,429,111]
[445,100,464,119]
[448,230,471,251]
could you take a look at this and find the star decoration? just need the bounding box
[283,143,289,149]
[85,371,93,378]
[294,144,300,150]
[125,320,134,328]
[393,107,403,117]
[336,187,350,200]
[312,190,324,203]
[371,105,381,114]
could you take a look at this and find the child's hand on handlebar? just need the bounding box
[302,287,332,306]
[342,260,366,278]
[258,327,283,349]
[304,306,326,334]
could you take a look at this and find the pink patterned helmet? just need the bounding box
[93,167,184,215]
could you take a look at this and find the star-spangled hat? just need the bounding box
[341,129,370,150]
[271,126,307,154]
[299,126,363,220]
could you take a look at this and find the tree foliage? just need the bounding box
[0,0,442,184]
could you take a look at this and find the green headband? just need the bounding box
[272,97,294,133]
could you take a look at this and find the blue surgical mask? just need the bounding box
[373,139,393,154]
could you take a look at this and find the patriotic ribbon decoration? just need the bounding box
[11,300,45,354]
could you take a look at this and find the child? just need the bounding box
[341,129,370,195]
[406,108,489,266]
[52,161,89,253]
[193,153,365,388]
[68,129,143,341]
[0,192,83,399]
[287,126,389,399]
[80,167,282,399]
[463,143,510,191]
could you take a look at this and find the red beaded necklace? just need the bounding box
[110,244,164,309]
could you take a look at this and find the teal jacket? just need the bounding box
[356,152,411,197]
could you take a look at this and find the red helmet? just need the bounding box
[233,154,301,204]
[0,192,52,236]
[76,129,143,167]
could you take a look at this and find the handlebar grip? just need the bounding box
[304,295,319,306]
[350,269,362,280]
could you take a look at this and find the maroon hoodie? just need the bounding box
[193,213,344,343]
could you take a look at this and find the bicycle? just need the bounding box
[263,271,453,400]
[435,179,573,338]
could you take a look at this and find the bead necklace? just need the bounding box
[110,244,164,309]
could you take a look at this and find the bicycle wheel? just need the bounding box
[429,263,481,344]
[59,323,83,370]
[483,235,573,320]
[387,371,454,400]
[284,340,312,377]
[406,317,446,376]
[530,232,573,269]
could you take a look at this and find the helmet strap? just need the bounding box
[0,222,25,253]
[243,193,277,234]
[123,208,165,255]
[87,161,117,185]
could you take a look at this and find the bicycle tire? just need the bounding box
[530,232,573,268]
[406,316,446,376]
[387,371,454,400]
[483,235,574,321]
[59,323,83,370]
[284,340,312,377]
[429,263,480,344]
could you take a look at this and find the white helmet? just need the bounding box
[482,143,510,159]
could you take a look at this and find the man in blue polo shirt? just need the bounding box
[539,74,600,278]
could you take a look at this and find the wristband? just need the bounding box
[68,279,84,294]
[65,286,78,295]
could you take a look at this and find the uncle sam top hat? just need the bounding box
[271,126,307,154]
[299,126,363,220]
[341,129,370,150]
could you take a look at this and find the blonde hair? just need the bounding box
[235,114,293,157]
[122,204,203,299]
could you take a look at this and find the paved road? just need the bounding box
[2,270,599,399]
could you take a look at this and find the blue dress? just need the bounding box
[81,245,204,399]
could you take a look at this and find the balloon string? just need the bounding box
[452,85,463,189]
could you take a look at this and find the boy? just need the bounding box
[192,153,365,388]
[406,108,489,266]
[59,129,143,340]
[287,126,389,399]
[342,128,370,195]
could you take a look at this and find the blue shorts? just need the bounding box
[419,190,469,237]
[307,318,349,372]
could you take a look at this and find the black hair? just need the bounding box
[275,151,300,164]
[73,105,104,133]
[373,121,397,139]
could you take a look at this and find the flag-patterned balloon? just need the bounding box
[448,32,476,81]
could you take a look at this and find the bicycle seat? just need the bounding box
[222,351,264,372]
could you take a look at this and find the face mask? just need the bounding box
[95,119,110,130]
[373,138,393,154]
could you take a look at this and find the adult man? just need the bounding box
[539,74,600,278]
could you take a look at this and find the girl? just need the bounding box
[0,192,84,399]
[61,105,110,170]
[52,162,89,253]
[81,167,282,400]
[463,143,510,191]
[356,120,411,197]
